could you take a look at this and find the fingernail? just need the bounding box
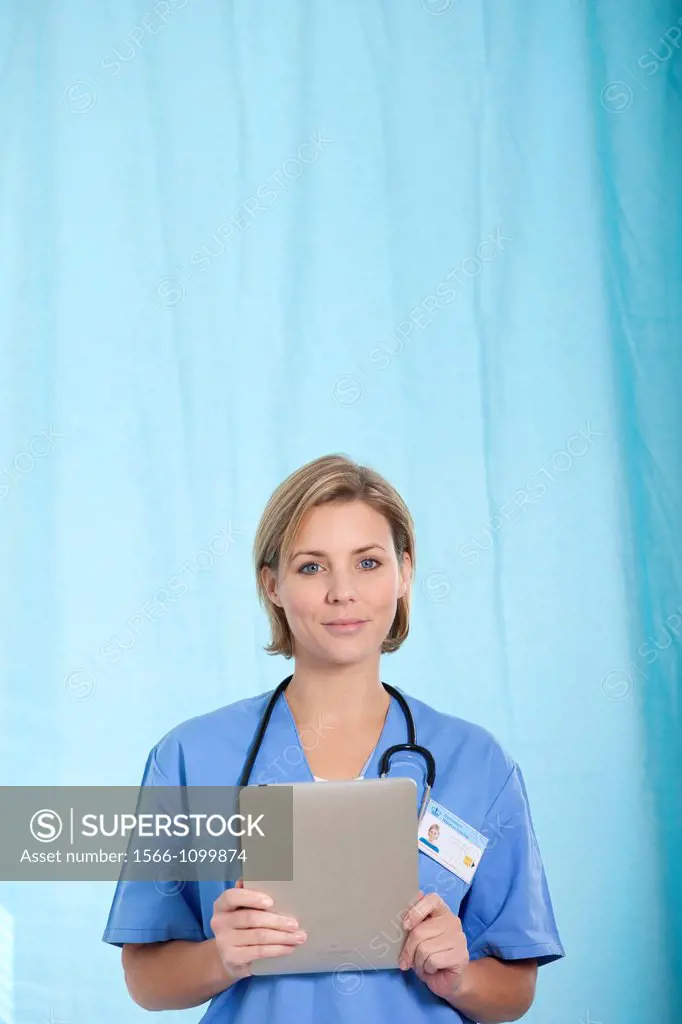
[294,931,306,941]
[285,919,298,929]
[261,896,273,907]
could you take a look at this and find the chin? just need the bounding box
[325,645,376,666]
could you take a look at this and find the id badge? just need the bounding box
[417,797,488,884]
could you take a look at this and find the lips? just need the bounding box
[324,620,366,626]
[323,620,369,635]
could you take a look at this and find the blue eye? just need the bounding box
[297,558,381,575]
[298,563,321,575]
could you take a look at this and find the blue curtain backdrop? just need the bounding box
[0,0,680,1021]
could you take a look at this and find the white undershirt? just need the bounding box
[313,775,365,782]
[312,752,373,783]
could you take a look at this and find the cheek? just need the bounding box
[282,584,322,624]
[370,576,402,612]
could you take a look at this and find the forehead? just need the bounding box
[294,500,392,545]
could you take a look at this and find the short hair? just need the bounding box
[253,453,416,659]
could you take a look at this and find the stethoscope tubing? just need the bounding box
[238,675,436,816]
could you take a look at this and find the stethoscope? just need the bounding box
[238,674,437,818]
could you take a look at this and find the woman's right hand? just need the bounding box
[211,879,307,981]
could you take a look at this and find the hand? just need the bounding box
[211,879,307,981]
[399,890,469,1001]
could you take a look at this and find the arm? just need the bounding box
[122,939,236,1011]
[400,892,539,1022]
[120,884,304,1011]
[444,956,538,1023]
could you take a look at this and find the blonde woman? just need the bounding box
[104,454,564,1023]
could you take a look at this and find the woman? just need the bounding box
[103,453,565,1023]
[420,823,441,852]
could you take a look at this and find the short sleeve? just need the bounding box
[101,741,205,948]
[460,762,565,968]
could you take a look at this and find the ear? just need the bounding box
[399,551,413,597]
[261,565,283,608]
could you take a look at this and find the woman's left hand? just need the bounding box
[399,891,470,1000]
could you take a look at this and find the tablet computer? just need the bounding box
[238,777,419,975]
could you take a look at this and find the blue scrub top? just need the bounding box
[103,686,565,1023]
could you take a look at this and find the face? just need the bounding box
[262,500,412,668]
[428,825,439,841]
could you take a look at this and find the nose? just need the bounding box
[325,569,359,604]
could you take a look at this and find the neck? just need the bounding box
[285,658,389,727]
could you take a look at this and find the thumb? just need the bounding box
[236,878,243,888]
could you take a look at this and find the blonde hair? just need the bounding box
[254,454,416,659]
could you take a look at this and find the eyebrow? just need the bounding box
[291,544,387,560]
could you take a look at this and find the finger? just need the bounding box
[214,886,274,913]
[230,927,307,947]
[230,943,299,969]
[400,928,423,971]
[400,915,443,967]
[401,890,423,918]
[402,892,445,930]
[422,947,463,976]
[399,934,414,971]
[414,934,452,976]
[400,920,445,971]
[236,878,243,889]
[248,944,301,961]
[229,908,300,932]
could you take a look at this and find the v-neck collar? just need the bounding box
[251,684,406,785]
